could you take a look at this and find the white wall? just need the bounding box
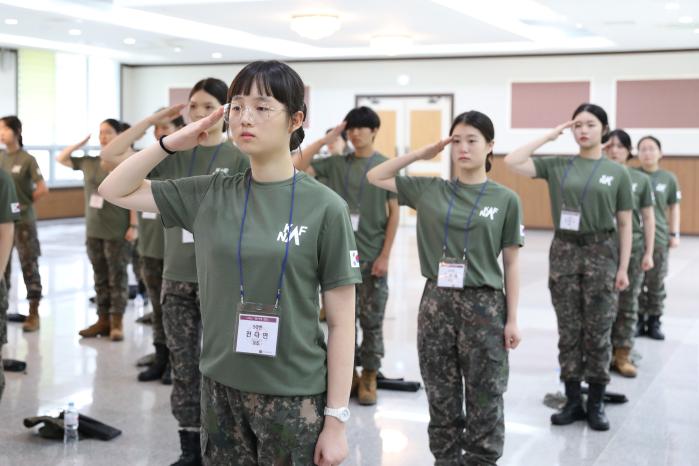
[122,51,699,155]
[0,49,17,116]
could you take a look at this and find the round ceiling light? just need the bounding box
[290,14,341,40]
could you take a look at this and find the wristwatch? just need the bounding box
[324,406,351,423]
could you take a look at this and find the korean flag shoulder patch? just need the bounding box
[349,250,360,268]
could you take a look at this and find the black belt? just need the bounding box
[554,229,615,246]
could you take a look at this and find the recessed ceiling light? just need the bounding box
[4,18,18,25]
[665,2,680,10]
[123,37,136,45]
[173,47,182,52]
[290,14,341,40]
[678,16,693,24]
[211,52,222,59]
[68,28,82,36]
[397,74,410,86]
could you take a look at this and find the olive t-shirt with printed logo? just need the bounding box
[533,156,633,233]
[152,171,362,395]
[395,177,524,289]
[0,149,44,223]
[637,168,680,247]
[150,141,249,283]
[311,152,396,262]
[0,169,20,224]
[71,156,130,241]
[627,168,655,250]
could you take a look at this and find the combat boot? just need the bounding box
[551,381,586,425]
[612,347,637,377]
[587,383,610,431]
[171,430,201,466]
[109,314,124,341]
[22,299,40,332]
[646,315,665,340]
[138,344,169,382]
[358,369,378,405]
[79,314,110,338]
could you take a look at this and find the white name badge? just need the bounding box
[350,213,360,232]
[181,229,194,243]
[89,194,104,209]
[235,309,280,358]
[559,208,581,231]
[437,260,466,289]
[11,165,21,174]
[142,211,157,220]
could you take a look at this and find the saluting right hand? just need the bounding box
[161,106,224,153]
[323,121,347,144]
[415,136,455,161]
[74,134,91,149]
[546,120,575,142]
[148,104,186,126]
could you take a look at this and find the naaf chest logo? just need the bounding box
[479,206,499,220]
[277,223,308,246]
[599,175,614,186]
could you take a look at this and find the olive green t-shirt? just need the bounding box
[0,169,20,224]
[395,177,524,289]
[137,210,164,260]
[0,149,44,223]
[627,168,655,250]
[533,156,633,233]
[637,168,681,247]
[150,141,250,283]
[71,156,130,241]
[152,171,362,395]
[311,152,396,262]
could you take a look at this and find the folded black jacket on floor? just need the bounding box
[23,412,122,441]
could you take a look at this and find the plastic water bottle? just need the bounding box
[63,402,79,449]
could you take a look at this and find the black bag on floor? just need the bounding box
[377,372,421,392]
[23,412,122,441]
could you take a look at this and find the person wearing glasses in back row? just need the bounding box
[293,107,400,407]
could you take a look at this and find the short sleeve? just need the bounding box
[29,157,44,182]
[317,199,362,291]
[667,174,680,205]
[395,176,436,209]
[386,190,398,201]
[533,156,557,180]
[501,193,525,248]
[310,157,332,179]
[616,168,633,212]
[151,174,217,232]
[0,176,19,223]
[640,177,654,208]
[69,156,83,171]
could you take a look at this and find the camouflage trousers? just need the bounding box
[549,233,618,385]
[141,256,165,345]
[201,376,325,465]
[3,221,42,301]
[356,261,389,370]
[0,278,8,401]
[613,246,644,349]
[638,243,669,318]
[418,279,508,466]
[161,279,201,428]
[86,237,130,315]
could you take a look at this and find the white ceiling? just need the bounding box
[0,0,698,64]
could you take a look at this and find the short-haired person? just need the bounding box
[99,61,358,466]
[504,103,633,431]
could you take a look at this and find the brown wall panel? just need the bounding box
[511,81,590,129]
[616,79,699,128]
[36,187,84,220]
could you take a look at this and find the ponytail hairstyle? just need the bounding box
[607,129,633,160]
[0,116,24,148]
[572,103,610,144]
[227,60,307,151]
[449,110,495,172]
[102,118,123,134]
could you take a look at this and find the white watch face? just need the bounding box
[338,407,351,422]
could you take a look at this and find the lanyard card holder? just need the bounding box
[89,194,104,209]
[350,211,360,232]
[437,257,467,289]
[234,302,281,358]
[559,205,581,232]
[181,228,194,243]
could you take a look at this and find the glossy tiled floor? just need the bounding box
[1,219,698,466]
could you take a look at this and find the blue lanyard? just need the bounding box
[237,169,297,310]
[559,156,604,208]
[186,143,224,177]
[342,153,377,209]
[442,180,489,260]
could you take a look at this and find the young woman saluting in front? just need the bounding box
[99,60,360,466]
[368,111,523,466]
